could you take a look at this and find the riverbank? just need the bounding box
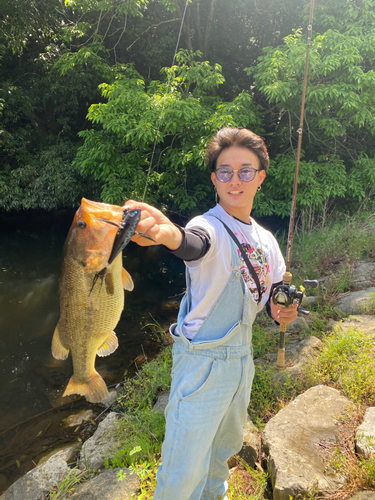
[2,212,375,499]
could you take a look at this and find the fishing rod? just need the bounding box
[141,0,190,202]
[272,0,318,368]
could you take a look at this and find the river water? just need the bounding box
[0,208,185,493]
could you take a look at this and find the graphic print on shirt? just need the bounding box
[234,230,270,301]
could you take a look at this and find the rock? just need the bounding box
[330,315,375,337]
[68,468,139,500]
[255,336,322,379]
[65,410,94,428]
[336,288,375,315]
[285,317,309,332]
[0,446,80,500]
[228,417,260,469]
[355,407,375,459]
[99,390,118,408]
[78,412,126,471]
[302,295,318,307]
[38,442,81,466]
[263,385,352,500]
[239,418,260,468]
[352,259,375,291]
[152,392,170,414]
[349,493,375,499]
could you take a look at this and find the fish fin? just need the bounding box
[51,326,69,360]
[105,272,115,295]
[122,268,134,291]
[97,331,119,357]
[63,371,109,403]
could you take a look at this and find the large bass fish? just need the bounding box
[52,198,146,403]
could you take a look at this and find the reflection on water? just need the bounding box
[0,211,184,492]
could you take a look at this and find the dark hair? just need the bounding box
[206,127,269,173]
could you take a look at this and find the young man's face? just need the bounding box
[211,147,266,221]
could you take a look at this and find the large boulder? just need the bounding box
[255,336,322,379]
[68,468,139,500]
[336,288,375,315]
[0,446,79,500]
[263,385,352,500]
[351,259,375,291]
[349,493,375,500]
[330,315,375,337]
[355,407,375,459]
[78,412,127,471]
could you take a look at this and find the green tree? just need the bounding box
[251,0,375,219]
[74,50,262,214]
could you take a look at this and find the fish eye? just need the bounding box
[77,220,87,229]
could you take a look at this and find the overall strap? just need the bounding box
[212,216,263,304]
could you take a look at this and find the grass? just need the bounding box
[47,467,95,499]
[359,291,375,315]
[227,460,268,500]
[292,211,375,282]
[104,410,165,469]
[115,345,172,414]
[303,326,375,405]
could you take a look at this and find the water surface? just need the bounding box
[0,209,184,492]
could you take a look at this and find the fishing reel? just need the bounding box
[272,272,318,368]
[272,272,318,317]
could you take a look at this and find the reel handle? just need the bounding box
[303,279,319,288]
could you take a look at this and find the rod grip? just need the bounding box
[277,348,286,369]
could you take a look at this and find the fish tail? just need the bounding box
[63,371,109,403]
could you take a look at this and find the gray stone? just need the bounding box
[228,417,260,469]
[263,385,352,500]
[349,493,375,500]
[99,389,118,408]
[336,288,375,315]
[79,412,127,471]
[69,468,139,500]
[255,336,322,378]
[355,407,375,459]
[330,315,375,337]
[302,295,318,307]
[0,447,79,500]
[152,392,170,414]
[285,317,309,332]
[352,258,375,291]
[239,418,260,469]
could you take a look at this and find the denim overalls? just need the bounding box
[153,235,258,500]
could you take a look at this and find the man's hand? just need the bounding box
[270,300,298,325]
[122,200,183,250]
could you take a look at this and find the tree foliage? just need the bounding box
[0,0,374,219]
[75,50,261,213]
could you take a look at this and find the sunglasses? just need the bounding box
[214,167,259,183]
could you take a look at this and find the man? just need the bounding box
[126,127,298,500]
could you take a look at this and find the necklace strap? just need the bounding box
[211,216,263,304]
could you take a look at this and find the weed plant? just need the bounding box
[249,366,304,426]
[303,326,375,405]
[292,212,375,281]
[105,410,165,469]
[227,460,268,500]
[115,346,172,414]
[47,467,95,499]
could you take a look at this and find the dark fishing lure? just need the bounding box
[108,208,142,265]
[90,208,155,294]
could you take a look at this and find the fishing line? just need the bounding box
[141,0,190,202]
